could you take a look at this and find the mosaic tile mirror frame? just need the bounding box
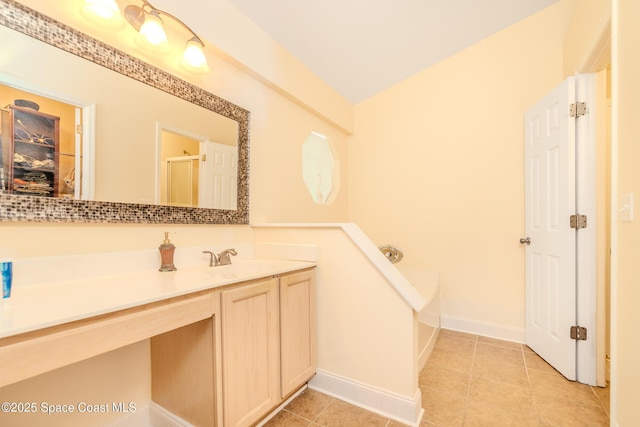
[0,0,250,224]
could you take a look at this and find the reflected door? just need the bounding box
[200,141,237,209]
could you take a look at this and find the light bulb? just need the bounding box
[139,11,168,46]
[81,0,123,27]
[181,39,208,71]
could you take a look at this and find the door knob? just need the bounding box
[520,237,531,245]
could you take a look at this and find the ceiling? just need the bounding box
[226,0,561,104]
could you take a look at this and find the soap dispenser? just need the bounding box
[158,232,177,272]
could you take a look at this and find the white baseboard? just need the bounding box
[440,315,526,343]
[149,403,195,427]
[105,402,194,427]
[308,370,424,427]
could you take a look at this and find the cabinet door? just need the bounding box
[280,269,316,397]
[220,277,280,427]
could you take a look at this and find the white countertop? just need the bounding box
[0,258,315,339]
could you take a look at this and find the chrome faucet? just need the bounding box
[218,248,238,265]
[202,248,238,267]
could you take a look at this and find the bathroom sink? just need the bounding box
[196,258,310,284]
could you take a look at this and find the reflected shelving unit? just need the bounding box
[1,104,60,197]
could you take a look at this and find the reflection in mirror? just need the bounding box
[0,0,249,224]
[157,124,237,209]
[302,131,340,205]
[160,130,200,207]
[0,82,90,200]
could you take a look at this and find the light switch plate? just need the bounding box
[620,193,634,222]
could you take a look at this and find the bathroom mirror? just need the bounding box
[0,0,249,223]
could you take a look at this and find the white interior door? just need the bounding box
[524,77,578,380]
[524,75,598,385]
[199,141,237,210]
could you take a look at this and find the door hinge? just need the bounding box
[570,326,588,341]
[201,154,207,162]
[569,102,587,118]
[570,214,587,229]
[75,124,83,134]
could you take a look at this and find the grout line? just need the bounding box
[309,397,334,424]
[521,344,544,426]
[460,334,478,426]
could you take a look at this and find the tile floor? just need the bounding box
[264,329,610,426]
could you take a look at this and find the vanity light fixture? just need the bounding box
[82,0,209,72]
[80,0,123,28]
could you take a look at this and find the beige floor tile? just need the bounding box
[419,364,470,398]
[523,350,558,375]
[477,336,523,351]
[285,388,334,420]
[267,330,612,427]
[467,376,536,415]
[263,410,312,427]
[387,419,412,427]
[434,334,477,357]
[438,329,478,342]
[425,348,474,374]
[474,343,525,366]
[472,356,529,387]
[591,384,610,416]
[535,394,609,427]
[464,399,540,426]
[313,399,389,427]
[528,370,600,405]
[420,387,465,427]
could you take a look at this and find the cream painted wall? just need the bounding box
[0,1,351,424]
[253,226,417,397]
[563,0,611,75]
[612,1,640,425]
[348,2,576,338]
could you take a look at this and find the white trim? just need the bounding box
[609,1,619,422]
[149,402,195,427]
[575,73,599,386]
[105,402,198,427]
[80,104,96,200]
[440,315,526,343]
[308,369,424,427]
[104,405,151,427]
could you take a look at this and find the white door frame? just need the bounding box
[575,73,598,386]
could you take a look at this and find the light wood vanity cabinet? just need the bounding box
[279,269,316,398]
[220,276,281,427]
[151,267,316,427]
[220,268,316,427]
